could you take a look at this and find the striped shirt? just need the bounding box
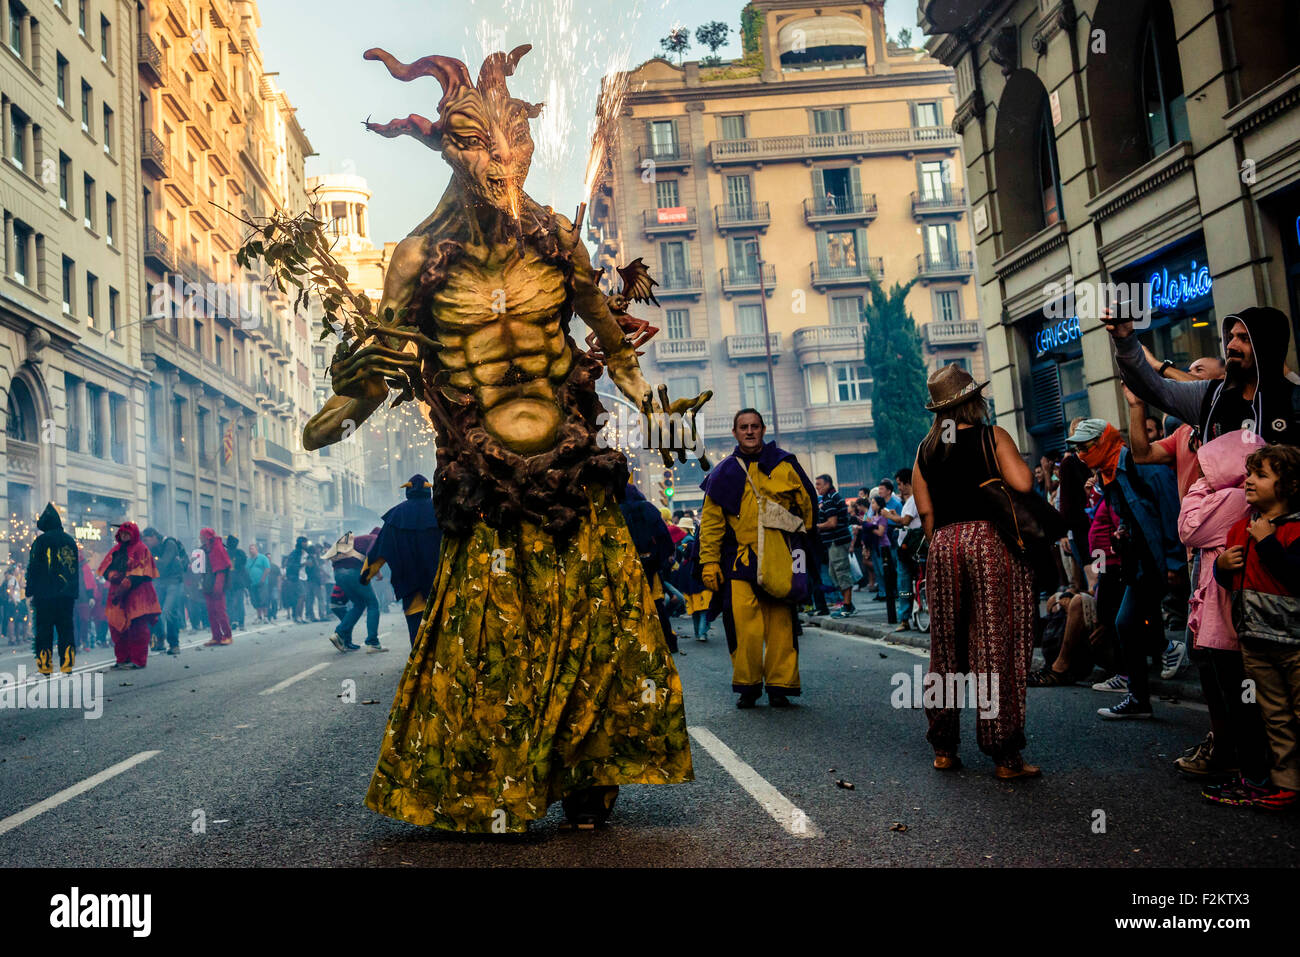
[818,488,852,546]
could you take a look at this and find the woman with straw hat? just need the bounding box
[910,364,1042,779]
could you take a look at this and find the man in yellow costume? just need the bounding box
[699,409,816,708]
[292,44,708,833]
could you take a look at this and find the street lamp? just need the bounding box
[744,238,779,445]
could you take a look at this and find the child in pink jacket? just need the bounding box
[1176,431,1268,782]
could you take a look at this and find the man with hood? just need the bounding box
[698,409,816,708]
[98,522,162,669]
[1108,305,1300,446]
[25,503,80,674]
[361,474,443,645]
[285,536,309,623]
[143,528,186,656]
[198,528,233,646]
[225,534,248,631]
[1067,418,1183,720]
[620,482,680,654]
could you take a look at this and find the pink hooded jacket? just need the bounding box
[1176,431,1265,651]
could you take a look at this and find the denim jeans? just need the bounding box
[156,579,185,648]
[870,548,885,598]
[896,556,915,623]
[334,566,379,644]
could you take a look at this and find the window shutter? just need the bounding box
[848,165,861,203]
[811,167,825,207]
[815,230,829,266]
[855,228,869,275]
[1028,362,1065,454]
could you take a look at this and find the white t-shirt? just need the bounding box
[896,496,921,545]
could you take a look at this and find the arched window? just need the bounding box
[1140,2,1188,158]
[994,70,1063,250]
[6,379,36,443]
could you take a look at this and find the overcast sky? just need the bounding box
[258,0,916,244]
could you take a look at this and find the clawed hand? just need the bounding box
[638,384,714,469]
[329,325,439,403]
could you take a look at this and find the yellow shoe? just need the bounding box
[35,650,53,676]
[60,647,75,674]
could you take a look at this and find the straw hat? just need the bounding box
[924,364,990,412]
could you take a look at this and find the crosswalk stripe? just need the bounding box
[688,726,821,838]
[258,662,331,696]
[0,750,161,837]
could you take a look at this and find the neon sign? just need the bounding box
[1035,314,1081,354]
[1148,261,1212,312]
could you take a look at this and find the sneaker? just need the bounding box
[1174,732,1218,776]
[365,643,389,654]
[167,647,180,656]
[202,638,222,647]
[328,633,347,653]
[830,606,857,619]
[1202,776,1279,808]
[1091,674,1129,693]
[110,662,129,670]
[696,633,708,642]
[1252,784,1299,811]
[1098,693,1152,719]
[1161,639,1188,679]
[35,650,53,676]
[343,643,361,651]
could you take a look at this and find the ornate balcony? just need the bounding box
[709,127,956,168]
[636,138,691,170]
[809,258,883,289]
[653,337,710,364]
[642,207,697,238]
[916,250,975,282]
[725,332,780,360]
[655,269,703,298]
[144,226,175,273]
[720,264,776,297]
[803,193,877,227]
[792,324,865,362]
[911,187,967,218]
[137,32,163,87]
[140,130,168,178]
[923,319,984,347]
[807,401,873,431]
[714,201,771,233]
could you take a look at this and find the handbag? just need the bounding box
[976,425,1067,589]
[744,471,809,603]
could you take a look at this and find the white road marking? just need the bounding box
[258,662,331,696]
[688,726,821,839]
[807,624,930,657]
[0,750,161,837]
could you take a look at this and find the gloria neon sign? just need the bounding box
[1035,314,1081,354]
[1148,261,1212,312]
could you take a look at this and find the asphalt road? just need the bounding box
[0,610,1295,867]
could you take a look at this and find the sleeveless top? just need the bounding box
[916,425,1000,532]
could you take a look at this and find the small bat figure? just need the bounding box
[586,258,660,361]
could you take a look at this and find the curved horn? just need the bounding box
[477,43,533,93]
[364,47,472,94]
[363,113,443,152]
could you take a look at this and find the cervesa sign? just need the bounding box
[1035,314,1081,356]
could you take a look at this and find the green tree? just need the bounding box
[861,279,932,474]
[695,21,730,55]
[896,27,913,48]
[660,27,691,64]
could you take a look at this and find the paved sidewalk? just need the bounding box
[800,585,1206,704]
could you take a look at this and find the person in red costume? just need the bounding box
[98,522,161,670]
[199,528,233,646]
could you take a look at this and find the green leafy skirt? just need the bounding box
[364,485,693,833]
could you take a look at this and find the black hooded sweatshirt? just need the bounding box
[1115,306,1300,445]
[25,504,80,602]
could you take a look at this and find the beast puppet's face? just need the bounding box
[440,88,535,217]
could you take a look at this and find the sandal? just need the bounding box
[1028,667,1072,687]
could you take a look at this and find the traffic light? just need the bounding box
[663,469,675,500]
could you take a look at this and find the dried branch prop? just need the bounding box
[230,197,424,409]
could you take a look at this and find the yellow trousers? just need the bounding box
[725,579,800,696]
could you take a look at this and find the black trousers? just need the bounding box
[34,598,75,666]
[880,547,898,624]
[655,598,679,653]
[1193,645,1269,780]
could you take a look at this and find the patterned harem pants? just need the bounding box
[925,520,1036,762]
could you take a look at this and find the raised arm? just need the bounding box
[303,235,429,451]
[1105,308,1210,424]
